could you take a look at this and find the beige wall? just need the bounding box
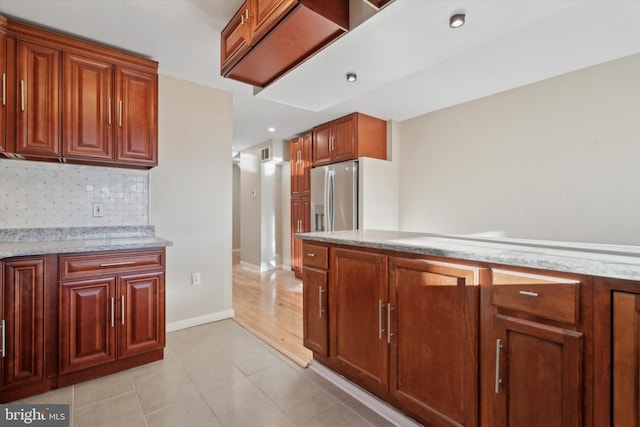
[398,53,640,245]
[150,75,233,330]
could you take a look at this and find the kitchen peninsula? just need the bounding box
[297,229,640,427]
[0,226,171,403]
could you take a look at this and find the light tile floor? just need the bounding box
[15,320,395,427]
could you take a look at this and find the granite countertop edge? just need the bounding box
[0,226,172,260]
[296,230,640,282]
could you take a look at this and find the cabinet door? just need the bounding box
[1,258,45,390]
[251,0,298,43]
[16,40,60,157]
[494,315,582,427]
[115,66,157,166]
[59,277,117,373]
[332,114,356,162]
[62,52,113,161]
[302,266,328,355]
[312,122,332,166]
[290,136,302,196]
[0,32,5,153]
[290,197,310,274]
[118,273,164,359]
[612,291,640,426]
[331,248,388,396]
[389,257,480,427]
[299,132,312,195]
[220,2,252,75]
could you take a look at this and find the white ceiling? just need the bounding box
[1,0,639,154]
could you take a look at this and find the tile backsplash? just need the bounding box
[0,159,149,228]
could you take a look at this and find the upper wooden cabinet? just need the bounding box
[0,15,158,168]
[221,0,349,87]
[312,112,387,166]
[290,132,312,197]
[365,0,394,9]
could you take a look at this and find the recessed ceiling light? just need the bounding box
[268,127,276,132]
[346,72,357,83]
[449,13,465,28]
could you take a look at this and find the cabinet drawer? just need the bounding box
[492,269,580,324]
[59,249,165,280]
[302,243,328,269]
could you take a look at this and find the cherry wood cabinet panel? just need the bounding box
[494,315,582,427]
[302,266,328,356]
[291,197,310,275]
[612,291,640,426]
[290,132,312,197]
[301,242,328,270]
[312,121,332,165]
[223,0,348,87]
[492,269,580,325]
[115,66,158,166]
[118,273,164,359]
[0,257,46,391]
[312,113,387,166]
[220,2,251,75]
[0,30,6,153]
[59,250,164,281]
[251,0,298,43]
[15,39,60,157]
[59,277,117,374]
[330,248,389,397]
[389,257,481,427]
[62,52,113,160]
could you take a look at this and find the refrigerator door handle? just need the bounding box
[323,167,331,232]
[327,168,335,231]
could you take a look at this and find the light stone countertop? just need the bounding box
[0,226,172,260]
[296,230,640,281]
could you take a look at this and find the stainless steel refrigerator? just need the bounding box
[310,160,358,232]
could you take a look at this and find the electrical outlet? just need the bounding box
[191,272,201,285]
[93,203,104,217]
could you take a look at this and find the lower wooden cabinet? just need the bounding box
[307,244,484,426]
[291,196,310,278]
[493,315,582,427]
[0,248,165,403]
[0,256,49,399]
[612,291,640,426]
[302,242,329,356]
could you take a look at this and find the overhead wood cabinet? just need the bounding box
[312,112,387,166]
[221,0,349,87]
[0,15,158,168]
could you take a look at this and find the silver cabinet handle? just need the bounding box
[108,98,112,125]
[378,300,385,339]
[318,287,325,318]
[387,303,394,344]
[100,261,136,267]
[118,100,123,127]
[111,297,115,328]
[1,319,5,358]
[2,73,5,106]
[519,291,539,297]
[495,339,502,393]
[306,253,315,257]
[20,80,25,111]
[121,296,125,325]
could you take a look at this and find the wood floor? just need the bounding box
[232,252,312,367]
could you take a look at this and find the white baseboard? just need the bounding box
[166,309,235,332]
[309,360,423,427]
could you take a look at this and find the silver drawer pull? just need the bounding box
[306,253,316,257]
[519,291,539,297]
[100,261,137,267]
[495,339,502,393]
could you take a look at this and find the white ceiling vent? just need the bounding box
[260,146,271,162]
